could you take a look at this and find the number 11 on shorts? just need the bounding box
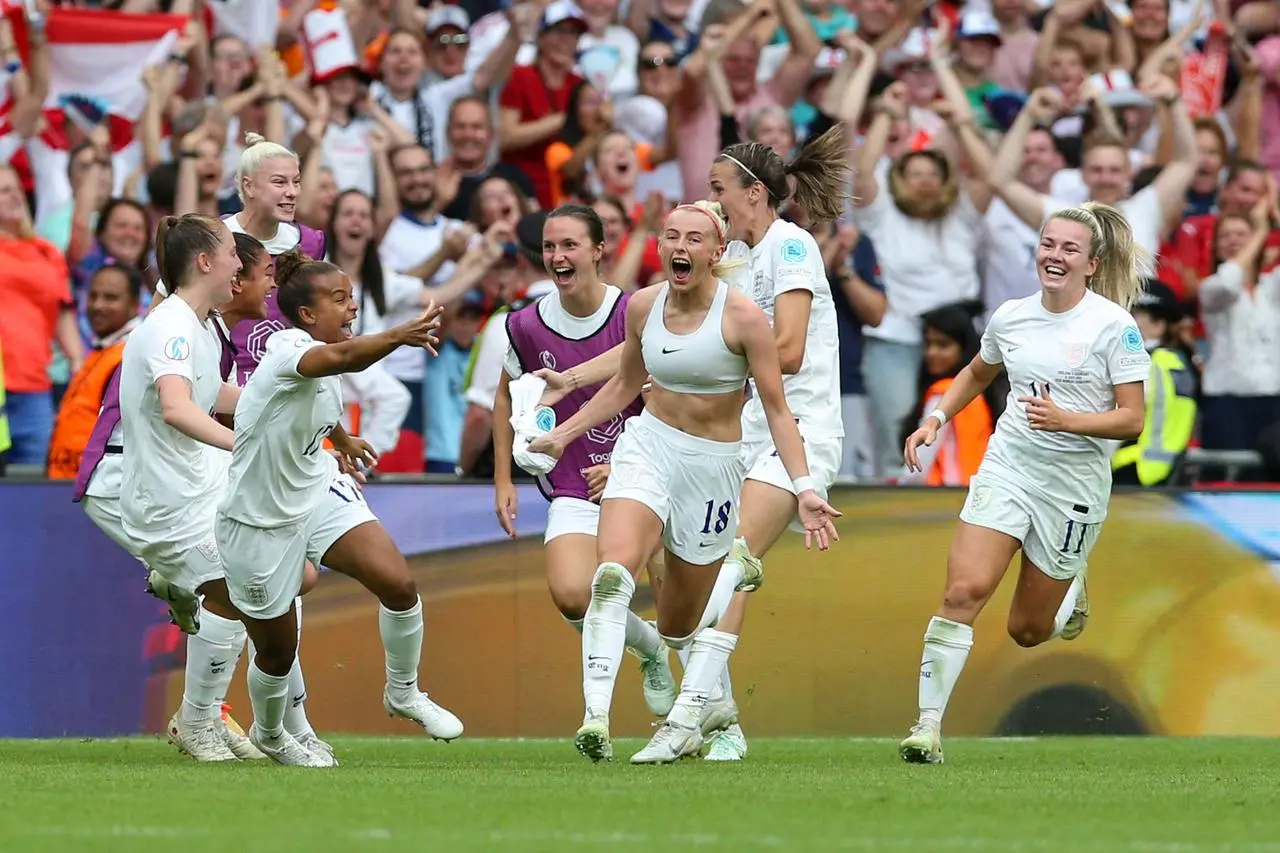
[1060,519,1089,555]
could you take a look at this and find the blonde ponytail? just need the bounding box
[1045,202,1151,309]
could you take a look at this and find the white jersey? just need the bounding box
[119,297,228,549]
[735,218,843,441]
[978,290,1151,518]
[219,328,343,529]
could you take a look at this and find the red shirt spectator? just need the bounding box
[498,1,586,208]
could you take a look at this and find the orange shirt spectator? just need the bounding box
[0,165,80,467]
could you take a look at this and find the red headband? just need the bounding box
[670,204,725,243]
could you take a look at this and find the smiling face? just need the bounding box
[87,267,139,339]
[195,138,224,199]
[543,214,603,293]
[245,155,301,223]
[325,70,362,109]
[477,177,522,228]
[391,146,436,214]
[659,207,722,290]
[333,192,375,258]
[229,251,275,320]
[381,31,427,96]
[750,110,794,159]
[1214,215,1253,263]
[592,200,628,257]
[1037,217,1098,297]
[538,21,585,69]
[596,133,639,193]
[297,269,359,344]
[101,203,149,265]
[1081,144,1130,206]
[428,26,469,79]
[447,100,491,171]
[205,223,244,305]
[637,43,678,101]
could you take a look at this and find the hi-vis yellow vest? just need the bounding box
[1113,347,1197,485]
[0,338,10,456]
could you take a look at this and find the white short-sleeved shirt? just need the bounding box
[219,328,343,529]
[853,159,983,344]
[119,297,228,548]
[978,290,1152,518]
[980,199,1040,324]
[502,285,624,379]
[321,117,377,196]
[734,219,843,441]
[225,215,302,256]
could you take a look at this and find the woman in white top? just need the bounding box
[853,82,987,478]
[529,203,840,764]
[118,214,249,762]
[650,126,848,762]
[1196,199,1280,451]
[215,253,462,767]
[491,205,676,721]
[899,202,1151,765]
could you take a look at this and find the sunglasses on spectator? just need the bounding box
[435,34,470,48]
[640,55,675,70]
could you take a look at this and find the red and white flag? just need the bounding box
[3,4,186,122]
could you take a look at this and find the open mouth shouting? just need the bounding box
[670,257,693,283]
[552,264,575,286]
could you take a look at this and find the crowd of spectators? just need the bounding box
[1,0,1278,485]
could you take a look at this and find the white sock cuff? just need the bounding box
[695,627,739,654]
[660,629,698,650]
[379,596,423,621]
[199,610,243,645]
[925,616,974,649]
[563,615,586,632]
[248,659,290,688]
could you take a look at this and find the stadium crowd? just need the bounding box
[1,0,1279,485]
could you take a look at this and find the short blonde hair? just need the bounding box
[235,131,298,203]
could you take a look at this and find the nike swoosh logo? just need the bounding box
[209,659,228,668]
[587,655,607,661]
[662,347,681,354]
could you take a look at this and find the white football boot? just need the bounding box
[1061,576,1090,641]
[166,712,237,762]
[574,710,612,762]
[249,724,335,768]
[899,721,944,765]
[383,689,464,741]
[703,723,748,761]
[635,635,677,717]
[630,720,702,764]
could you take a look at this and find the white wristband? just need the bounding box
[792,475,815,495]
[928,408,948,428]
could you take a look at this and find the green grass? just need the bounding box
[1,737,1278,852]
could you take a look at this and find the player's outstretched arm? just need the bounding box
[297,302,445,379]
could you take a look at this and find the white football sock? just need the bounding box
[379,596,424,704]
[718,663,734,703]
[667,628,738,729]
[582,563,634,717]
[181,609,243,724]
[676,646,691,670]
[624,611,662,659]
[283,598,315,739]
[247,659,290,739]
[917,616,974,730]
[563,615,585,634]
[1051,576,1084,639]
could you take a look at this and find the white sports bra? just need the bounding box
[641,281,749,395]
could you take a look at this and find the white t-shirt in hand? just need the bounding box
[977,290,1151,519]
[219,328,343,529]
[119,297,228,550]
[736,218,844,442]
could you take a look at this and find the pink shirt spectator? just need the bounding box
[1257,36,1280,187]
[990,29,1039,94]
[673,86,781,203]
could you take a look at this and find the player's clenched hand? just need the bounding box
[532,367,571,406]
[398,301,445,354]
[903,419,940,472]
[797,491,841,551]
[527,430,567,460]
[583,463,610,502]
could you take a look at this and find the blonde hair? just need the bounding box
[1044,202,1151,309]
[236,131,298,203]
[673,201,749,279]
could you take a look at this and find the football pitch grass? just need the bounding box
[1,737,1277,853]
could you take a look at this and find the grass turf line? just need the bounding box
[0,737,1277,853]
